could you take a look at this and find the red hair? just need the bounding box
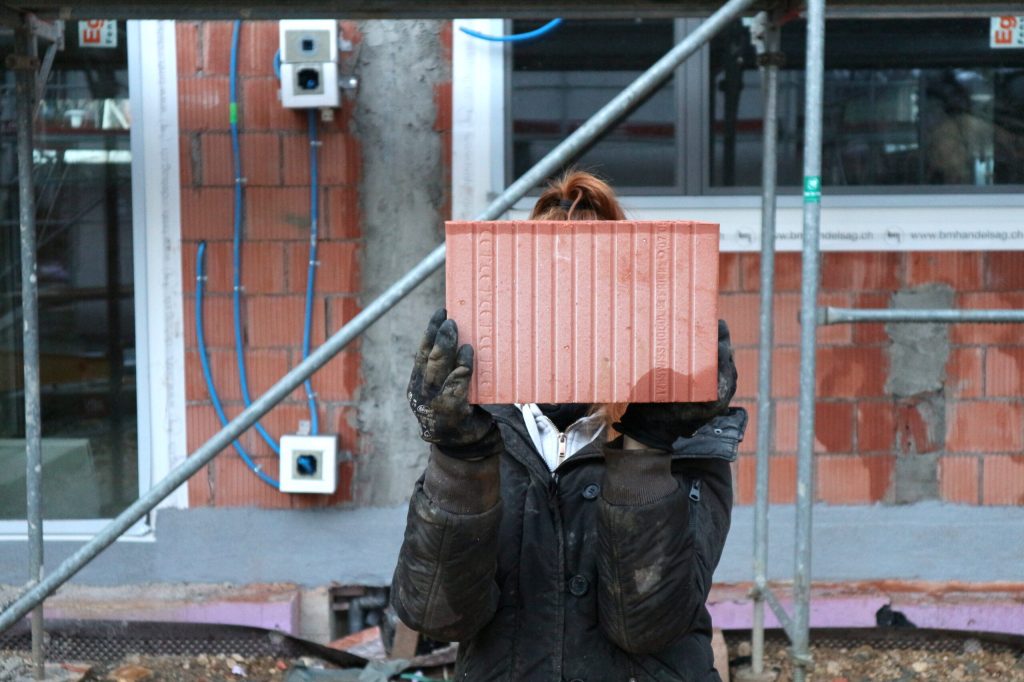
[529,170,626,222]
[530,171,627,435]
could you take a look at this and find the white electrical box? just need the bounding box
[279,20,340,109]
[279,434,338,494]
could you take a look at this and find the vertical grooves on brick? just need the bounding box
[570,226,577,401]
[688,221,697,402]
[590,226,597,404]
[630,222,637,399]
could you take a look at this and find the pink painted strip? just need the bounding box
[446,220,720,405]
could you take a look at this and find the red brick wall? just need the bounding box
[177,21,363,508]
[725,251,1024,506]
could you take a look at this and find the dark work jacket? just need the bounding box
[391,405,747,682]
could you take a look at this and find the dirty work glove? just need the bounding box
[614,319,738,451]
[407,308,496,451]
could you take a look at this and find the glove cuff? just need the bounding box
[424,445,501,514]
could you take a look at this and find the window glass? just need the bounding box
[0,23,137,520]
[710,19,1024,189]
[510,19,678,189]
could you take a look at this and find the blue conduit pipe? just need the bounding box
[302,106,320,435]
[458,18,562,43]
[195,242,280,489]
[229,20,281,454]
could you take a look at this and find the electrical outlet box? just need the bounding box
[279,434,338,494]
[279,20,340,109]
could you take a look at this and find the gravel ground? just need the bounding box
[730,638,1024,682]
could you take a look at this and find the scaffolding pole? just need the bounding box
[793,0,825,677]
[12,20,44,680]
[820,308,1024,325]
[0,0,760,635]
[750,10,781,679]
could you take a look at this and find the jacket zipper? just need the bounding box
[557,433,567,466]
[689,478,703,502]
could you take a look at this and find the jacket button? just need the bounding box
[581,483,600,500]
[569,679,585,682]
[568,575,589,596]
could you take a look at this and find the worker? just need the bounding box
[391,170,746,681]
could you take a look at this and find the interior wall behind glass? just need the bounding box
[0,23,137,521]
[511,19,678,190]
[709,18,1024,189]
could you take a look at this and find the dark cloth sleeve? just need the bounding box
[390,429,505,643]
[596,410,744,655]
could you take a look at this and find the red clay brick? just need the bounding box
[238,21,280,77]
[176,22,200,77]
[246,187,315,240]
[986,252,1024,291]
[287,242,359,295]
[774,401,854,454]
[309,350,361,402]
[239,348,299,402]
[434,81,453,132]
[821,252,901,292]
[201,133,281,187]
[188,463,214,507]
[214,456,290,508]
[200,22,233,75]
[238,242,288,294]
[199,134,232,186]
[816,455,894,504]
[773,292,851,346]
[184,294,234,349]
[851,292,890,346]
[180,188,234,240]
[182,242,221,295]
[981,455,1024,505]
[180,135,196,187]
[951,292,1024,345]
[322,187,361,240]
[938,456,979,504]
[238,403,317,455]
[185,347,243,402]
[245,295,328,348]
[895,399,942,455]
[947,401,1024,453]
[770,347,801,398]
[178,77,230,131]
[240,78,305,131]
[719,253,740,291]
[740,252,802,292]
[985,347,1024,397]
[816,346,888,398]
[282,133,359,186]
[732,348,758,400]
[856,401,895,453]
[946,347,984,398]
[906,252,983,290]
[719,293,759,347]
[187,404,232,455]
[327,296,361,333]
[735,454,797,504]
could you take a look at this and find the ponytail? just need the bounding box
[529,170,626,222]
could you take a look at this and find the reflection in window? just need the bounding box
[710,19,1024,189]
[511,19,678,189]
[0,23,137,520]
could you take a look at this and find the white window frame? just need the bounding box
[452,19,1024,252]
[0,20,186,540]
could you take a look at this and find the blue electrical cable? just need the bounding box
[302,107,320,436]
[229,20,281,454]
[458,18,562,43]
[195,242,280,489]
